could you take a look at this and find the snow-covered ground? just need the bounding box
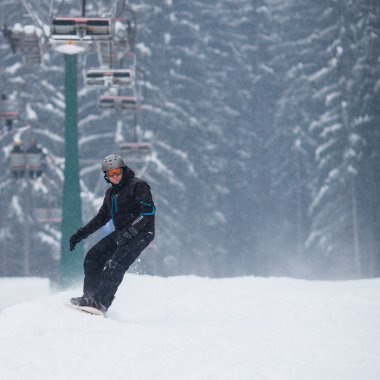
[0,275,379,380]
[0,277,50,309]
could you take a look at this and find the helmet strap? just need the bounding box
[103,172,111,183]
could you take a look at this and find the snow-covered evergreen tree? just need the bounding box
[0,0,379,279]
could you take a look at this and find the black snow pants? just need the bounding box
[82,230,154,309]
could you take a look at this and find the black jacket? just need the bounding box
[78,167,155,239]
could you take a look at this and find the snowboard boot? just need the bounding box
[71,296,110,314]
[92,296,115,314]
[70,296,93,307]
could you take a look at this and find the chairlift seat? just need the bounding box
[113,70,133,85]
[10,152,27,171]
[99,95,141,110]
[26,152,44,171]
[51,17,113,41]
[0,101,19,120]
[119,142,152,161]
[35,208,62,223]
[120,96,140,110]
[85,69,132,87]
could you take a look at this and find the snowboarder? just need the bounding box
[69,155,155,314]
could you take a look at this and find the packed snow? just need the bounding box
[0,277,50,309]
[0,275,379,380]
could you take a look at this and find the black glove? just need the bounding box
[116,226,139,246]
[69,230,85,251]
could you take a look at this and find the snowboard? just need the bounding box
[67,303,107,318]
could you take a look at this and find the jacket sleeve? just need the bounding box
[128,181,156,234]
[77,191,111,239]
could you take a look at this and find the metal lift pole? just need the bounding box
[59,53,84,288]
[82,0,86,17]
[23,183,31,276]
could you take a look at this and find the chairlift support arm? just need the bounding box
[82,0,86,17]
[20,0,45,30]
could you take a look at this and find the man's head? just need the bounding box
[102,155,126,185]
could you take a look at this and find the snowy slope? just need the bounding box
[0,275,379,380]
[0,277,50,309]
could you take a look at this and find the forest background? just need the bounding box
[0,0,379,281]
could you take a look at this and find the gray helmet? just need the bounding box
[102,155,126,172]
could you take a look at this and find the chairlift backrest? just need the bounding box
[10,152,45,172]
[26,152,44,170]
[51,17,113,41]
[113,70,133,85]
[119,142,152,161]
[85,69,132,87]
[10,152,27,170]
[120,97,139,110]
[0,101,19,120]
[99,96,116,109]
[99,95,140,110]
[35,208,62,223]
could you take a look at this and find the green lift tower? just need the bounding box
[59,53,84,288]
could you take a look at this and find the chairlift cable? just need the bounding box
[124,4,137,51]
[19,0,45,30]
[115,0,127,19]
[81,0,86,17]
[110,0,117,19]
[48,0,54,19]
[49,0,65,20]
[137,67,147,100]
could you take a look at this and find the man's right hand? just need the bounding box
[69,231,84,252]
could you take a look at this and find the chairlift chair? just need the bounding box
[26,152,44,172]
[10,152,27,173]
[0,100,19,120]
[35,208,62,223]
[99,95,141,110]
[119,142,152,162]
[51,17,113,41]
[3,24,42,64]
[85,69,132,87]
[17,25,43,64]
